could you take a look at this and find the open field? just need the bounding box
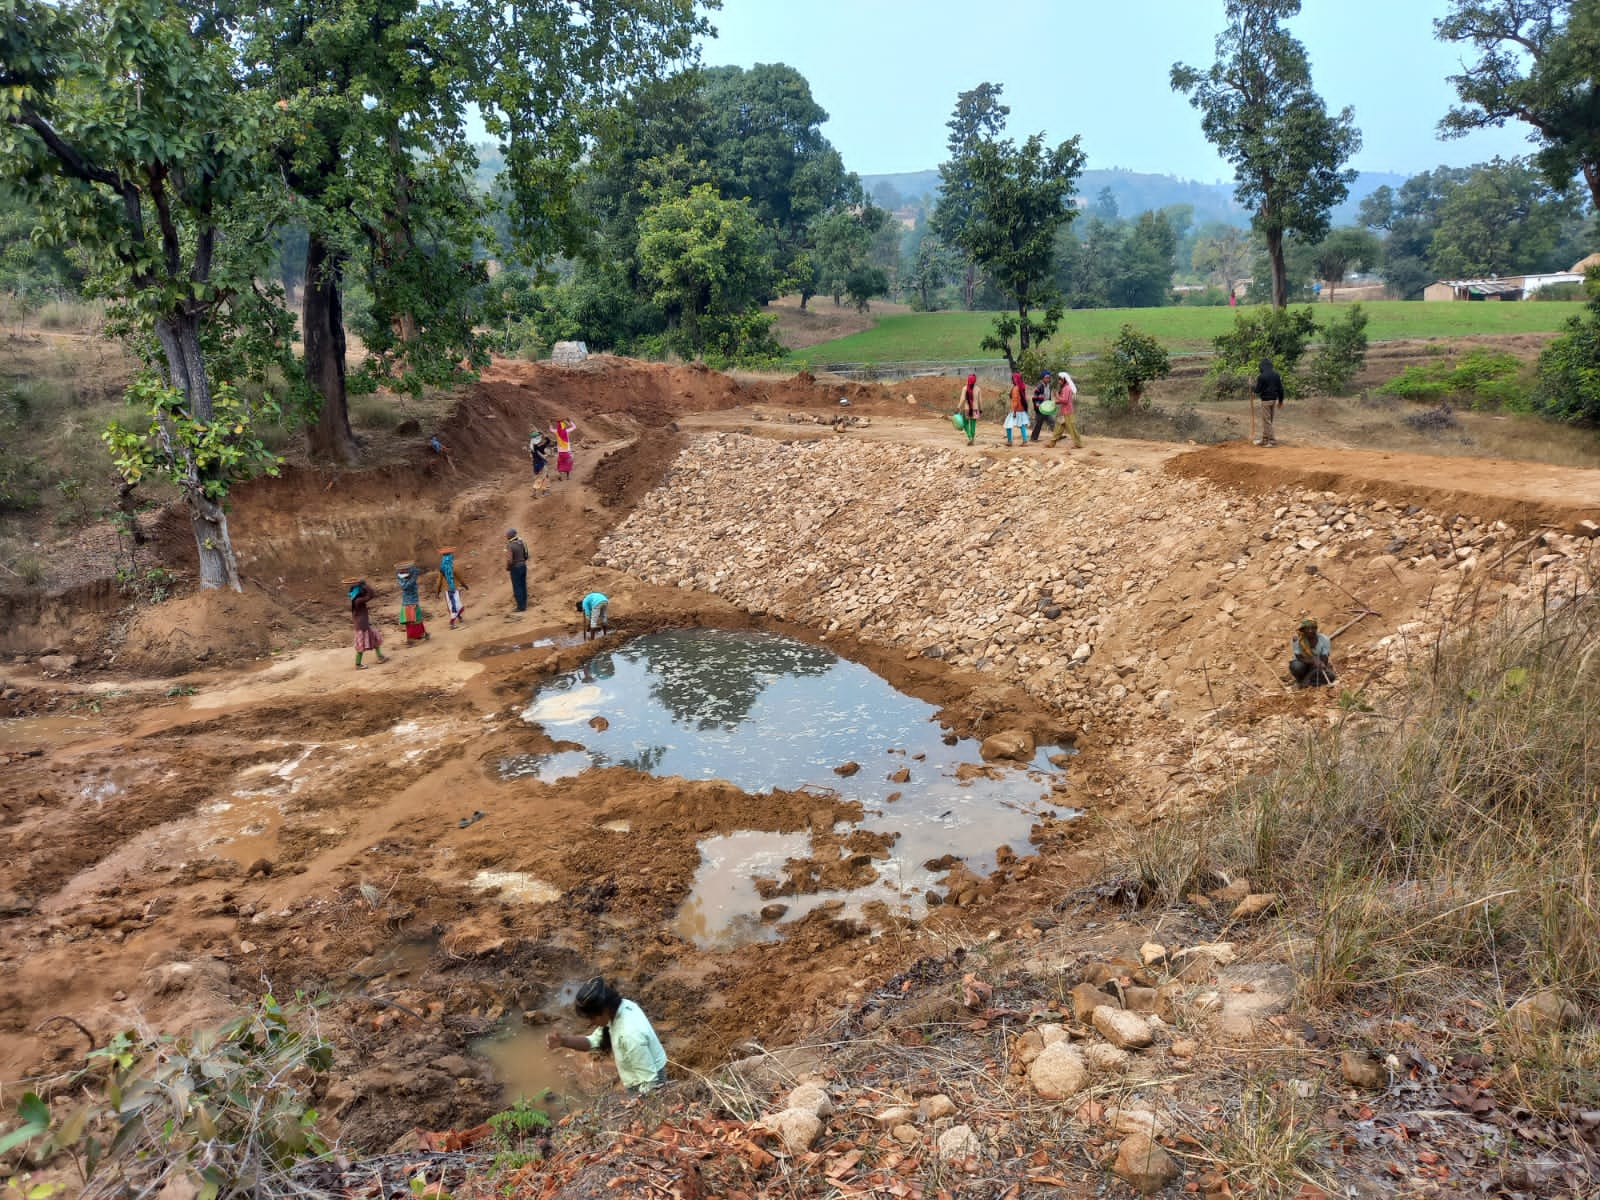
[789,300,1590,364]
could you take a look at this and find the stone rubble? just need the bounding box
[597,434,1595,807]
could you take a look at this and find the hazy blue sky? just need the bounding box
[701,0,1531,181]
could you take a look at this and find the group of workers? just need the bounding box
[955,370,1085,449]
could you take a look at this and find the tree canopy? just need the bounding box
[1171,0,1362,307]
[1437,0,1600,208]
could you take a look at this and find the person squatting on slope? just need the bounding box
[346,578,388,670]
[1048,368,1083,448]
[395,561,429,642]
[957,374,980,445]
[433,547,468,628]
[1289,616,1336,687]
[546,977,668,1094]
[1252,358,1285,447]
[505,528,530,613]
[578,591,609,640]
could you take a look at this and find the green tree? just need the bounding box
[1535,269,1600,421]
[1438,0,1600,209]
[1190,223,1254,294]
[1109,210,1179,308]
[636,183,780,361]
[1091,324,1172,410]
[1426,157,1584,277]
[1,0,286,590]
[1171,0,1362,308]
[810,204,892,309]
[1307,302,1369,394]
[929,82,1010,310]
[904,233,958,310]
[1357,165,1473,297]
[240,0,711,463]
[933,84,1084,366]
[1309,226,1381,299]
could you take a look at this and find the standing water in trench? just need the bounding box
[509,629,1072,945]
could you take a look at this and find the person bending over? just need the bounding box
[577,590,609,640]
[546,977,666,1094]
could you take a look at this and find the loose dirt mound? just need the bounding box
[115,587,313,674]
[1167,441,1600,529]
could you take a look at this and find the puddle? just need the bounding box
[519,629,1074,946]
[472,633,586,661]
[470,1025,614,1106]
[499,749,594,783]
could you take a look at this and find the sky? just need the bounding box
[700,0,1533,183]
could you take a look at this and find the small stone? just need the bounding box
[1169,1038,1198,1059]
[1340,1049,1387,1090]
[0,892,34,916]
[1029,1042,1088,1099]
[786,1083,834,1116]
[1230,892,1280,920]
[919,1094,956,1121]
[1139,942,1167,967]
[1093,1005,1154,1050]
[1114,1133,1180,1194]
[875,1105,916,1126]
[888,766,911,784]
[833,761,861,777]
[759,903,788,921]
[1071,643,1092,663]
[979,729,1035,761]
[766,1108,821,1153]
[1105,1106,1166,1138]
[1083,1043,1130,1073]
[891,1123,920,1144]
[112,990,127,1002]
[1070,981,1114,1022]
[1507,989,1581,1034]
[935,1123,981,1165]
[588,715,609,731]
[237,940,256,954]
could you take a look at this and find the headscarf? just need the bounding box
[440,551,456,591]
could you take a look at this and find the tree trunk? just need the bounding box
[153,313,243,592]
[1266,228,1288,309]
[963,260,977,309]
[303,233,359,465]
[1016,297,1031,356]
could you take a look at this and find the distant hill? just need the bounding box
[860,167,1407,229]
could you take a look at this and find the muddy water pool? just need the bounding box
[511,629,1071,946]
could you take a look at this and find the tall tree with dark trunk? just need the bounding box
[2,0,285,590]
[932,84,1083,368]
[931,83,1009,311]
[1438,0,1600,209]
[1171,0,1361,308]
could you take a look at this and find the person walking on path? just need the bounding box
[1005,371,1029,446]
[1289,616,1336,687]
[505,528,530,613]
[1252,358,1285,446]
[1029,371,1054,442]
[347,578,388,670]
[552,419,576,481]
[433,547,468,628]
[577,591,610,640]
[529,429,551,495]
[957,374,980,445]
[546,977,668,1094]
[1048,369,1083,448]
[395,561,429,642]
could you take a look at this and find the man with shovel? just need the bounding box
[1289,617,1336,687]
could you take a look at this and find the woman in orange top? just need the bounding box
[1005,371,1028,446]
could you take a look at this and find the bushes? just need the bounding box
[1379,348,1532,411]
[1207,306,1319,398]
[1305,304,1369,396]
[1535,274,1600,423]
[1090,324,1170,411]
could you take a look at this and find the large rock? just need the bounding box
[1093,1005,1154,1050]
[1070,981,1114,1023]
[765,1108,821,1153]
[1113,1133,1180,1194]
[1029,1042,1088,1099]
[1507,990,1581,1034]
[979,729,1035,762]
[550,340,589,365]
[785,1083,834,1116]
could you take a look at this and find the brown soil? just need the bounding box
[0,354,1596,1176]
[765,293,910,351]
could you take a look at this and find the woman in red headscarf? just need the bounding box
[957,373,980,444]
[1005,371,1028,446]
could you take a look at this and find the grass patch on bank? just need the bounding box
[1118,581,1600,1114]
[790,301,1587,366]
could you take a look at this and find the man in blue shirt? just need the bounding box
[1289,616,1336,687]
[577,591,609,640]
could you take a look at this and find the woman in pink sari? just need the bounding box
[552,419,575,481]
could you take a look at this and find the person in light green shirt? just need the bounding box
[546,977,667,1093]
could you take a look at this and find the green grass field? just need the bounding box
[790,301,1588,365]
